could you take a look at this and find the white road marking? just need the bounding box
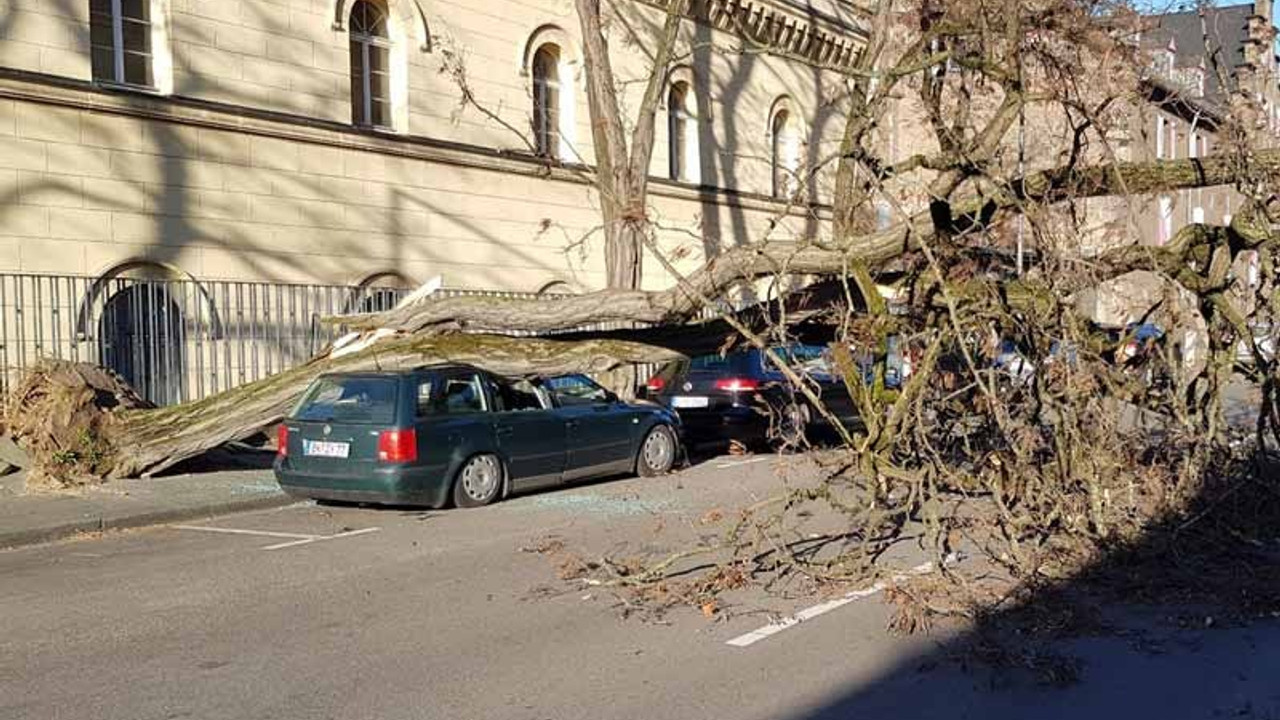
[261,527,380,551]
[725,555,958,648]
[714,457,771,469]
[172,524,381,551]
[171,525,315,541]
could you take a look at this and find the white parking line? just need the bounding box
[725,555,958,648]
[714,457,772,469]
[172,524,381,551]
[261,527,381,551]
[171,525,314,541]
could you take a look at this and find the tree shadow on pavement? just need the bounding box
[786,454,1280,720]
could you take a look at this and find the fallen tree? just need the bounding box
[3,335,681,482]
[6,0,1280,661]
[4,144,1276,486]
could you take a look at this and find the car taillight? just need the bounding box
[276,424,289,457]
[377,428,417,463]
[646,376,666,392]
[715,378,760,392]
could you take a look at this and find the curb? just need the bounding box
[0,492,299,551]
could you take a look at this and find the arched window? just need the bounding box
[350,0,393,129]
[349,272,414,313]
[536,280,575,296]
[532,44,561,156]
[668,81,699,183]
[771,107,800,199]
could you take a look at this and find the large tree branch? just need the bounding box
[626,0,688,187]
[341,151,1280,336]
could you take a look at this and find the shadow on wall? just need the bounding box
[782,454,1280,720]
[691,11,751,266]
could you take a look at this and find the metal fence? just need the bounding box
[0,273,554,406]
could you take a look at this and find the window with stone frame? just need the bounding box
[90,0,154,87]
[667,80,699,183]
[771,106,800,199]
[532,44,561,156]
[349,0,394,129]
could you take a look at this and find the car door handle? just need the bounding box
[496,426,514,437]
[565,419,579,429]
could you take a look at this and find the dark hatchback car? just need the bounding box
[643,344,873,447]
[274,365,681,508]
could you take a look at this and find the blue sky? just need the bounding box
[1136,0,1277,22]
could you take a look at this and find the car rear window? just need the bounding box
[294,376,398,425]
[690,353,741,372]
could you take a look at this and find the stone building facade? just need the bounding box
[0,0,864,292]
[0,0,865,401]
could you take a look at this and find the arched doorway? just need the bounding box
[347,272,415,314]
[99,282,186,405]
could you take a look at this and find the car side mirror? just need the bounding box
[603,390,620,404]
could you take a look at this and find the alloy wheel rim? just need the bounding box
[462,456,499,501]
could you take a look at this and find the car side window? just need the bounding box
[546,374,609,407]
[431,373,488,415]
[415,380,434,417]
[492,377,546,412]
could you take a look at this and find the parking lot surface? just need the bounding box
[2,453,1278,720]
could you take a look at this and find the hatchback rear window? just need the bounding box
[690,353,741,372]
[294,376,398,425]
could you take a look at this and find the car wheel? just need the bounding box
[637,425,677,477]
[452,454,504,508]
[786,403,810,432]
[776,402,810,446]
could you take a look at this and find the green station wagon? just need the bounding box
[273,364,681,508]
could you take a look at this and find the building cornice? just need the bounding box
[0,68,831,219]
[643,0,868,70]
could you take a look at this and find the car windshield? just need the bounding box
[294,376,398,425]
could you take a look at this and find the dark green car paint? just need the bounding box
[273,365,680,508]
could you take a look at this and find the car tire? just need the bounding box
[452,453,504,508]
[636,425,677,477]
[785,402,810,433]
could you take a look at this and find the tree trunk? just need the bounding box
[577,0,687,292]
[6,335,681,482]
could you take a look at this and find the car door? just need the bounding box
[412,370,496,482]
[487,374,566,489]
[545,374,635,480]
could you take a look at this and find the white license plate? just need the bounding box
[303,440,350,458]
[671,395,710,409]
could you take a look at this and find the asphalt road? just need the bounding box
[3,454,1278,720]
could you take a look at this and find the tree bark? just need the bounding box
[576,0,687,290]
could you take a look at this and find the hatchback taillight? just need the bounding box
[377,428,418,463]
[715,378,760,392]
[276,424,289,457]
